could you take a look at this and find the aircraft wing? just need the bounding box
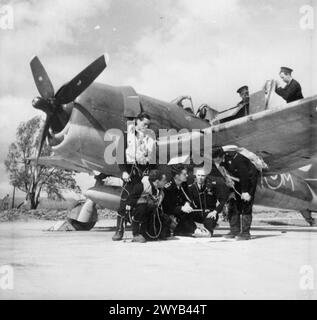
[211,95,317,173]
[31,156,93,174]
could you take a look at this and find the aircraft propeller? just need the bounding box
[30,55,106,165]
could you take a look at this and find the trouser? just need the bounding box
[227,173,258,235]
[159,213,178,239]
[203,214,218,234]
[174,211,204,236]
[133,204,173,240]
[116,178,140,226]
[131,204,150,237]
[228,198,251,235]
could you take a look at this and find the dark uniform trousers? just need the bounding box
[162,180,201,236]
[221,151,259,236]
[188,183,218,234]
[115,163,154,234]
[126,181,167,241]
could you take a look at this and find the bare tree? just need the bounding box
[4,116,81,209]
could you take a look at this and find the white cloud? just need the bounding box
[124,0,316,109]
[0,0,112,96]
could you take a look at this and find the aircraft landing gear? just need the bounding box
[300,209,316,226]
[66,174,110,230]
[67,199,98,230]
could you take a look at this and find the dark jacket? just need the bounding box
[163,179,205,235]
[206,164,231,213]
[188,182,217,213]
[275,79,303,103]
[162,180,191,218]
[221,151,258,194]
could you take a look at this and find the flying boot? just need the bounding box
[131,217,146,243]
[223,213,241,238]
[112,215,125,241]
[235,215,252,240]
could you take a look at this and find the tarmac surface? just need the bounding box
[0,218,316,300]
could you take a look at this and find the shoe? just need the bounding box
[235,215,252,240]
[132,234,147,243]
[112,216,124,241]
[235,233,251,240]
[192,227,211,238]
[112,231,124,241]
[223,232,238,239]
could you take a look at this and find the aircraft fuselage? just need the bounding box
[49,82,317,216]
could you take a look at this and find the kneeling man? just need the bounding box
[162,164,202,237]
[188,167,219,236]
[126,169,167,243]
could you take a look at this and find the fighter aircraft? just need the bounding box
[29,55,317,229]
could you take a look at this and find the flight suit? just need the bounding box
[112,123,157,241]
[112,162,157,241]
[162,180,201,236]
[220,151,259,239]
[126,176,164,241]
[275,79,303,103]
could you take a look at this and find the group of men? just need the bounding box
[111,114,260,243]
[111,66,304,243]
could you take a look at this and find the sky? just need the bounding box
[0,0,316,197]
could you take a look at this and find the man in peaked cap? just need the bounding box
[275,67,303,103]
[236,85,250,116]
[217,85,249,123]
[212,146,259,240]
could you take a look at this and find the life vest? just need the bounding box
[222,145,268,172]
[137,176,164,207]
[126,122,156,165]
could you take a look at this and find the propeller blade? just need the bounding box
[35,116,51,165]
[30,56,55,99]
[55,55,106,105]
